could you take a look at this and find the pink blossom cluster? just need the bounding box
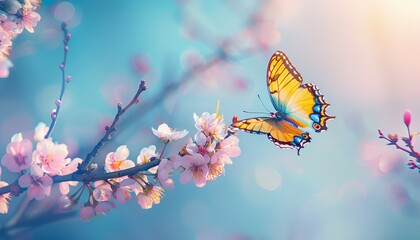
[0,122,81,213]
[174,112,241,187]
[0,103,241,221]
[0,0,41,78]
[78,111,240,221]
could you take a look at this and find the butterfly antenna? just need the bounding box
[243,110,269,115]
[257,94,271,113]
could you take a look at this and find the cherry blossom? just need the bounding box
[152,123,188,142]
[34,122,49,141]
[113,180,134,204]
[95,201,116,214]
[18,164,53,200]
[92,181,113,202]
[219,135,241,157]
[193,112,225,140]
[0,21,21,39]
[80,205,95,222]
[137,145,158,173]
[176,153,209,188]
[186,132,215,156]
[58,158,82,195]
[16,8,41,33]
[0,181,11,214]
[105,145,135,173]
[1,133,33,172]
[157,158,175,189]
[136,184,164,209]
[0,59,13,78]
[207,151,231,181]
[32,138,69,175]
[0,31,12,61]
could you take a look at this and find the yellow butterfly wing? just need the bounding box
[267,51,334,132]
[230,117,311,152]
[229,50,334,154]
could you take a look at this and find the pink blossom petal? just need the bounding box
[95,201,116,214]
[80,206,95,221]
[180,169,193,184]
[30,164,43,177]
[115,145,129,160]
[194,175,207,188]
[18,175,32,188]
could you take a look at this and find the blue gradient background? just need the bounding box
[1,0,420,239]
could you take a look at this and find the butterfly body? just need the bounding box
[229,50,334,154]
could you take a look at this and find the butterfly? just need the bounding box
[229,50,335,154]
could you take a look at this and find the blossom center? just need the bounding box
[191,164,204,178]
[197,146,207,156]
[14,154,27,166]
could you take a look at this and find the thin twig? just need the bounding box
[79,80,148,171]
[44,22,71,139]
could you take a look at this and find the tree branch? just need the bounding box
[79,80,147,171]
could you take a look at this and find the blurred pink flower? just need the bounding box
[152,123,188,142]
[80,205,95,221]
[136,184,164,209]
[0,59,13,78]
[131,54,150,74]
[95,201,116,214]
[176,153,209,188]
[219,135,240,157]
[193,112,225,140]
[137,145,158,174]
[27,0,41,9]
[1,133,33,172]
[359,141,401,175]
[58,195,73,210]
[157,158,175,189]
[105,145,135,173]
[16,9,41,33]
[34,122,49,141]
[58,158,82,195]
[0,181,11,214]
[0,31,12,61]
[18,164,53,200]
[32,138,68,175]
[0,21,21,38]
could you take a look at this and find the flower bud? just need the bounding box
[51,109,57,119]
[388,134,398,141]
[404,109,412,127]
[55,99,62,107]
